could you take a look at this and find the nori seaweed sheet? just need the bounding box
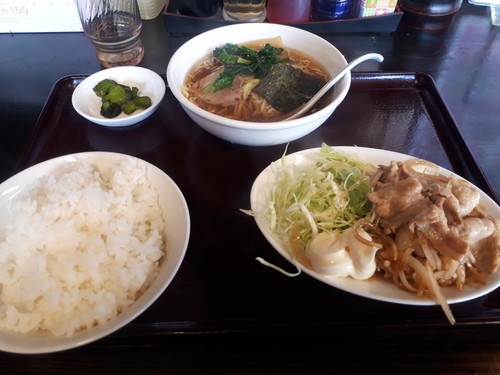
[252,65,325,113]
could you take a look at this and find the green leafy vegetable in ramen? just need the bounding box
[203,43,290,93]
[93,79,152,118]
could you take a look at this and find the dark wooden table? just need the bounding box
[0,2,499,373]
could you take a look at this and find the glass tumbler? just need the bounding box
[76,0,145,68]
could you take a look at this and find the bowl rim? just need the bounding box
[72,66,166,127]
[166,23,350,130]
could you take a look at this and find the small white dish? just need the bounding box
[0,152,190,354]
[72,66,166,127]
[250,146,500,306]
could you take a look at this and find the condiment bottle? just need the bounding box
[222,0,267,22]
[267,0,312,23]
[312,0,354,20]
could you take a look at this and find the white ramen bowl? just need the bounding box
[166,23,351,146]
[0,152,190,354]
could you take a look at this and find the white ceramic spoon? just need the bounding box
[282,52,384,121]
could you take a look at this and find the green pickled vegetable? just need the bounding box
[93,79,117,98]
[133,95,152,109]
[121,101,140,115]
[104,85,128,104]
[121,96,151,115]
[93,79,152,119]
[100,100,122,118]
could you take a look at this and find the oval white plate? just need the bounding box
[72,66,166,127]
[0,152,190,354]
[250,146,500,306]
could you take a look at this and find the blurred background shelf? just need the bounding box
[162,0,403,34]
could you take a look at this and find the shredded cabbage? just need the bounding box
[266,144,376,256]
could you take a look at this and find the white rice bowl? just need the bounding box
[0,152,190,354]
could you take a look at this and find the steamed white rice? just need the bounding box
[0,156,165,337]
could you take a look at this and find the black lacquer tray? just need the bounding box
[18,72,500,338]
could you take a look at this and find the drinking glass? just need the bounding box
[76,0,144,68]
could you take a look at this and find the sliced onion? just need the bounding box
[405,255,456,325]
[399,270,417,292]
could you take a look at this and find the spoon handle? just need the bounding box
[283,52,384,121]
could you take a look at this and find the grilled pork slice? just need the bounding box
[195,67,245,107]
[368,160,499,274]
